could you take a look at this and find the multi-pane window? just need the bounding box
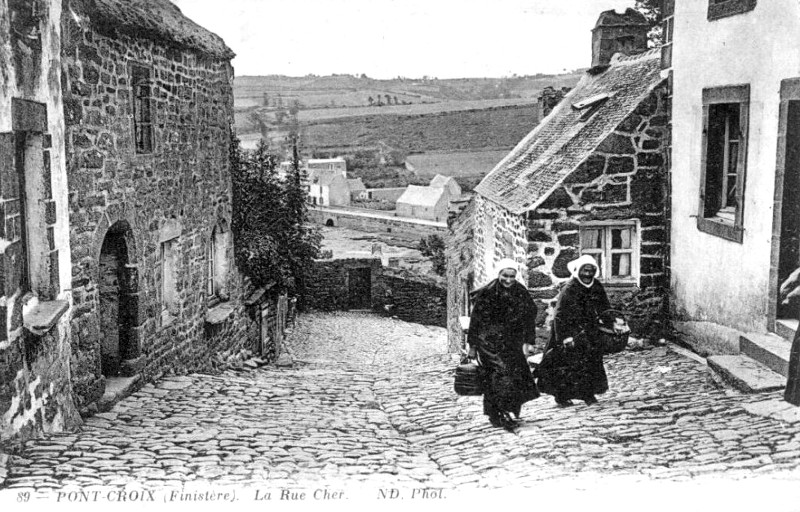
[131,65,153,154]
[207,224,229,303]
[698,85,749,242]
[707,0,757,21]
[580,224,638,284]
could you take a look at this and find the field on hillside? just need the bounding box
[405,149,511,179]
[303,104,539,153]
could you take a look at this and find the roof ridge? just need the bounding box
[610,48,661,65]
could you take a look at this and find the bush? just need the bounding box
[419,235,446,276]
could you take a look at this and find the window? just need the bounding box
[707,0,756,21]
[207,224,229,303]
[698,84,749,243]
[160,239,177,325]
[580,223,639,285]
[131,65,153,154]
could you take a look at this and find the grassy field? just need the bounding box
[405,149,511,178]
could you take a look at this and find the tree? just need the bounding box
[393,96,398,105]
[262,92,270,107]
[368,96,374,106]
[230,135,321,306]
[635,0,663,46]
[419,235,446,276]
[384,94,391,105]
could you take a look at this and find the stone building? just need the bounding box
[446,197,475,352]
[464,9,670,341]
[1,0,81,440]
[665,0,800,384]
[396,185,449,222]
[60,0,270,415]
[1,0,284,441]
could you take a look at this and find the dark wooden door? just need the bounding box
[779,101,800,319]
[348,268,372,309]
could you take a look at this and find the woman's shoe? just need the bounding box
[555,398,574,407]
[583,395,598,405]
[489,415,504,428]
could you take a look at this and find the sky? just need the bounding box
[171,0,640,79]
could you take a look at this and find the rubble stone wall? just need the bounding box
[446,198,475,352]
[60,13,261,412]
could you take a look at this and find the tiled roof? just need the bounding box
[397,185,445,207]
[474,49,665,214]
[86,0,234,60]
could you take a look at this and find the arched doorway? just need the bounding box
[326,218,335,227]
[99,222,140,377]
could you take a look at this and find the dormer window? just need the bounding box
[573,93,611,122]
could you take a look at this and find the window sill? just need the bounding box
[602,281,640,289]
[205,302,234,325]
[24,299,69,336]
[697,215,743,243]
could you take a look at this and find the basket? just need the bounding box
[597,327,629,355]
[454,360,485,396]
[597,309,630,355]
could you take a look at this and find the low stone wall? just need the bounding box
[308,207,446,242]
[306,259,447,327]
[374,268,447,327]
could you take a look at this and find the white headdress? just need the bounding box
[494,258,519,277]
[567,254,599,287]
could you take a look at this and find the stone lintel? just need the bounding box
[23,299,69,336]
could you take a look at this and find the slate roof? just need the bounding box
[473,49,665,214]
[347,178,366,191]
[85,0,235,60]
[430,174,457,188]
[397,185,445,208]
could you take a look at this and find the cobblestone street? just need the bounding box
[2,312,800,498]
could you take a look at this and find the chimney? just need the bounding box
[591,8,649,70]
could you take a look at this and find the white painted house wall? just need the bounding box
[670,0,800,333]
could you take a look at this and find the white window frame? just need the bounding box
[579,220,640,286]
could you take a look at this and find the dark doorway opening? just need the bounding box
[326,219,335,227]
[99,222,140,377]
[778,101,800,322]
[348,267,372,309]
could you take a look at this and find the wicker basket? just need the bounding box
[597,327,629,354]
[454,361,485,396]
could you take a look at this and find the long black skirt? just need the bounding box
[477,336,539,417]
[537,342,608,400]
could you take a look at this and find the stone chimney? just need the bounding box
[591,8,649,70]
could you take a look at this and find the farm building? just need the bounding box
[1,0,286,442]
[347,178,366,201]
[307,157,347,175]
[396,185,449,222]
[430,174,462,198]
[454,9,670,348]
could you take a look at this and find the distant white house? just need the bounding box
[308,170,350,207]
[396,185,448,222]
[307,157,347,175]
[429,174,462,198]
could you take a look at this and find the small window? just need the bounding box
[160,239,177,325]
[207,224,229,303]
[708,0,756,21]
[580,223,638,284]
[131,65,154,154]
[698,85,749,242]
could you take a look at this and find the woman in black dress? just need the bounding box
[467,259,540,430]
[779,267,800,406]
[538,255,611,407]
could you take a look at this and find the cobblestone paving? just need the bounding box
[3,311,800,492]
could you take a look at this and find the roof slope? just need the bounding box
[430,174,456,188]
[347,178,366,191]
[86,0,234,60]
[474,49,665,214]
[397,185,445,207]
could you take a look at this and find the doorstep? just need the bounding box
[707,355,786,393]
[97,375,141,413]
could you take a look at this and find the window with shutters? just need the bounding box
[698,85,749,243]
[707,0,756,21]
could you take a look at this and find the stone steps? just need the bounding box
[707,355,785,393]
[740,331,791,377]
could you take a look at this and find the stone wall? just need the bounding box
[446,198,475,352]
[373,268,447,327]
[307,207,446,242]
[1,0,81,441]
[476,85,670,338]
[59,8,260,412]
[306,258,447,327]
